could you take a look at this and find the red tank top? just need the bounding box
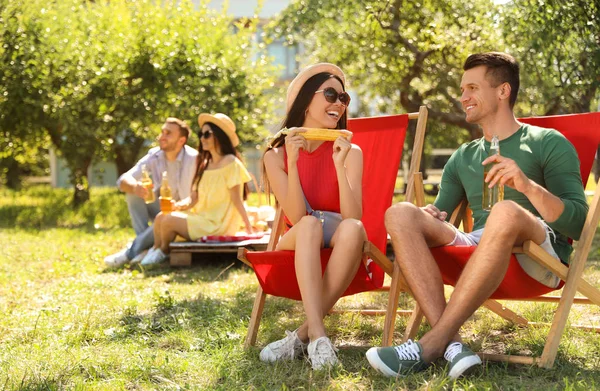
[284,142,340,213]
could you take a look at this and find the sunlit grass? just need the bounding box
[0,186,599,390]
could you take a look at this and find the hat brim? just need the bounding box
[198,113,239,147]
[286,63,346,113]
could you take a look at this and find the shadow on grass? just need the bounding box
[0,203,70,230]
[109,255,250,284]
[111,276,297,342]
[112,292,235,344]
[2,377,67,391]
[0,185,130,230]
[101,254,247,282]
[201,333,600,391]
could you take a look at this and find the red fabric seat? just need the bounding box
[244,115,409,300]
[433,113,600,298]
[431,246,563,299]
[200,233,265,242]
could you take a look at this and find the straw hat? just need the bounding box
[197,113,239,147]
[286,63,346,113]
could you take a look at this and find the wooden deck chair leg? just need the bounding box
[538,186,600,367]
[390,171,427,344]
[536,183,600,368]
[403,303,424,342]
[245,285,267,348]
[483,299,528,326]
[383,263,404,346]
[538,292,577,368]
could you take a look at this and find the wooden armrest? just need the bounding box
[523,241,600,306]
[237,247,253,269]
[363,241,393,275]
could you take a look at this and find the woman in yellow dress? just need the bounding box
[141,113,254,266]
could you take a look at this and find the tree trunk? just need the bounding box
[3,156,22,190]
[573,84,596,114]
[70,161,91,207]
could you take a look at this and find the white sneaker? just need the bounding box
[307,336,339,370]
[444,341,482,379]
[140,248,168,268]
[130,250,149,265]
[104,248,130,268]
[260,329,308,363]
[140,247,157,265]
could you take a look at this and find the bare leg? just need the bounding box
[294,218,366,342]
[276,215,325,341]
[417,201,546,362]
[152,213,165,249]
[385,202,458,336]
[158,214,191,253]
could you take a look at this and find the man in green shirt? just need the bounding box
[366,52,588,379]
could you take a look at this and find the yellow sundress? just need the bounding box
[179,157,251,240]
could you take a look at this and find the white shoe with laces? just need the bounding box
[260,329,308,362]
[444,341,482,379]
[307,336,339,370]
[104,248,130,268]
[366,339,428,377]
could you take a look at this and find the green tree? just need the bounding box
[0,1,50,189]
[502,0,600,116]
[0,0,278,204]
[269,0,503,145]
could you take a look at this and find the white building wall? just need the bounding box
[199,0,291,18]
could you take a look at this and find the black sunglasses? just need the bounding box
[315,87,351,106]
[200,130,213,139]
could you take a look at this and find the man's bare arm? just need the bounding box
[119,173,149,199]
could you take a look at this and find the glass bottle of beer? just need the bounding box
[141,164,155,204]
[482,134,504,211]
[159,171,173,214]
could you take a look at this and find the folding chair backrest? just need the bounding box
[453,113,600,232]
[241,113,422,300]
[520,112,600,187]
[433,112,600,299]
[348,115,408,287]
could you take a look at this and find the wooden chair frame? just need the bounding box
[383,166,600,368]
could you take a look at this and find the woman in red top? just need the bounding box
[260,63,366,370]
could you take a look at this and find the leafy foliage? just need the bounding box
[0,1,50,188]
[268,0,599,152]
[0,0,279,203]
[268,0,503,144]
[503,0,600,116]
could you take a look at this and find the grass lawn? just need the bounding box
[1,186,599,390]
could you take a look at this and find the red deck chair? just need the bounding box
[391,112,600,368]
[238,107,428,347]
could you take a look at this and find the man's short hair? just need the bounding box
[165,117,190,141]
[463,52,520,108]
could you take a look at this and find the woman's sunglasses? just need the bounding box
[315,87,351,106]
[200,130,213,139]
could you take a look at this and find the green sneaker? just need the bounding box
[366,339,429,377]
[444,342,482,379]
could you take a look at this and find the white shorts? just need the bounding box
[445,218,561,288]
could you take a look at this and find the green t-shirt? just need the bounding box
[434,124,588,262]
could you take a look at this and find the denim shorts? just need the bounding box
[445,218,561,288]
[311,210,342,248]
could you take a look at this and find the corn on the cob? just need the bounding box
[280,128,351,141]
